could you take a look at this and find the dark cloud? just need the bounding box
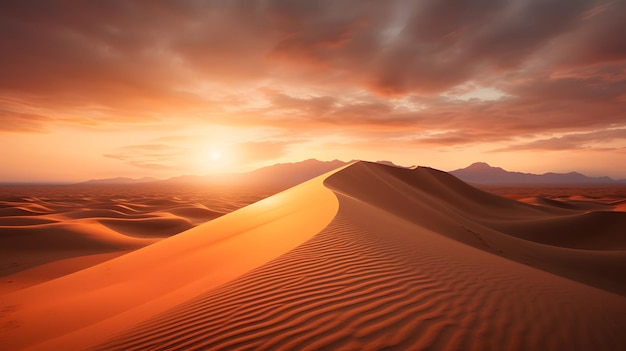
[0,0,209,115]
[551,0,626,66]
[249,82,625,142]
[1,0,613,99]
[0,0,624,154]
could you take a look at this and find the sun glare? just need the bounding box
[193,144,234,174]
[210,150,222,161]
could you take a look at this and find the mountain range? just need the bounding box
[75,159,347,190]
[450,162,626,185]
[76,160,625,186]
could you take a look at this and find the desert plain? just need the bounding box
[1,161,625,350]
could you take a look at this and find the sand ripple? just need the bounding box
[97,193,626,350]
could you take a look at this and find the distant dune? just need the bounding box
[0,184,270,291]
[1,161,625,350]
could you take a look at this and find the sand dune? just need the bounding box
[0,252,126,295]
[97,195,626,351]
[0,216,58,226]
[518,196,580,210]
[613,199,626,212]
[323,163,626,295]
[98,217,194,238]
[0,221,156,285]
[0,185,262,281]
[156,206,224,225]
[0,221,154,252]
[491,211,626,249]
[1,162,625,350]
[0,169,341,350]
[0,206,52,217]
[480,184,626,209]
[56,209,152,220]
[520,196,626,213]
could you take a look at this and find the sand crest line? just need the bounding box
[0,165,350,351]
[95,161,626,350]
[1,161,625,350]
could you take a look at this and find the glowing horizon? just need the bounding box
[1,1,625,182]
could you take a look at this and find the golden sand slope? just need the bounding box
[0,185,265,292]
[2,162,625,350]
[0,169,340,350]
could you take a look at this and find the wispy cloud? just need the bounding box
[1,0,625,179]
[103,144,180,170]
[493,128,626,152]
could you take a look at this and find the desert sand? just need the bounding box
[1,161,625,350]
[0,184,273,294]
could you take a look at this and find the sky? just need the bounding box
[1,0,625,182]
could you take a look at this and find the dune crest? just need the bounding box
[90,161,626,350]
[2,161,625,350]
[0,167,342,350]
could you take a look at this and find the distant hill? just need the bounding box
[76,159,411,189]
[76,177,160,185]
[450,162,626,185]
[162,159,349,189]
[85,160,624,189]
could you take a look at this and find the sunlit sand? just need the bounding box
[1,162,625,350]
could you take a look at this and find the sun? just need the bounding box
[193,143,235,174]
[210,149,222,161]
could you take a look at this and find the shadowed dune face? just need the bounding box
[323,162,626,295]
[491,211,626,250]
[1,162,626,351]
[94,162,626,351]
[98,218,194,238]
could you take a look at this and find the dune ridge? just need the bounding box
[94,161,626,350]
[1,161,625,350]
[0,168,341,350]
[325,162,626,295]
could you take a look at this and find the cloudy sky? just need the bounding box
[1,0,625,182]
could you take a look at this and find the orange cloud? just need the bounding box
[1,0,625,180]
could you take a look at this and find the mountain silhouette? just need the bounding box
[451,162,625,185]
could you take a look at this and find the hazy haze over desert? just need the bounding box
[1,1,625,350]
